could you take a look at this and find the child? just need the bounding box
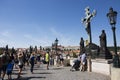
[6,59,14,80]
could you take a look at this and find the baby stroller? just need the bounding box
[70,59,80,71]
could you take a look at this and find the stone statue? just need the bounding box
[99,30,112,59]
[82,6,96,35]
[5,45,9,54]
[80,37,84,53]
[99,30,107,51]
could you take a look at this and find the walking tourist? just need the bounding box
[29,52,35,74]
[14,54,18,69]
[45,51,50,70]
[6,59,14,80]
[36,52,41,67]
[59,53,64,67]
[17,50,24,79]
[1,51,9,80]
[56,54,59,67]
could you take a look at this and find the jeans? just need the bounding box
[30,63,34,73]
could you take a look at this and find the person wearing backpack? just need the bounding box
[6,59,14,80]
[1,51,9,80]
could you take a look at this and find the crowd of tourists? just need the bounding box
[0,49,41,80]
[0,48,66,80]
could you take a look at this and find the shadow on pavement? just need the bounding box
[33,72,52,74]
[52,67,63,70]
[12,72,27,75]
[13,76,46,80]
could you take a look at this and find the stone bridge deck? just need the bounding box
[4,65,110,80]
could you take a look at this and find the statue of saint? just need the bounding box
[99,30,107,51]
[80,37,84,53]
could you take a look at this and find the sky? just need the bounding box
[0,0,120,48]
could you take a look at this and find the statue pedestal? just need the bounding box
[99,49,112,59]
[98,52,106,59]
[98,46,113,59]
[91,59,112,75]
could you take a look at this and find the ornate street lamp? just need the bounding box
[107,7,120,68]
[55,38,58,55]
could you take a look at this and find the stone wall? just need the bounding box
[111,66,120,80]
[91,59,112,75]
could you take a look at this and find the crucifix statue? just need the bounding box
[82,6,96,43]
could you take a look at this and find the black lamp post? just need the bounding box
[55,38,58,55]
[107,7,120,68]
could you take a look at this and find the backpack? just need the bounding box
[6,63,14,74]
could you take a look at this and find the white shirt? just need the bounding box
[81,53,86,62]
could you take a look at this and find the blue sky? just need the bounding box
[0,0,120,48]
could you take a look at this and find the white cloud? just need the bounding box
[50,27,61,37]
[0,39,6,44]
[0,30,12,38]
[0,38,16,48]
[23,34,32,39]
[50,27,73,46]
[0,30,15,48]
[23,34,52,47]
[0,28,78,48]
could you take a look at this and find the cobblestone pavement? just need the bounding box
[3,64,110,80]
